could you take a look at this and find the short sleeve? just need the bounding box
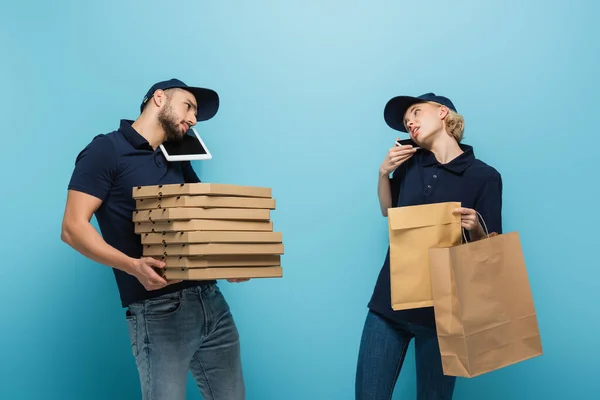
[67,135,117,201]
[474,172,503,235]
[181,161,201,183]
[390,161,409,208]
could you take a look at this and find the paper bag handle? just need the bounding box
[462,210,490,243]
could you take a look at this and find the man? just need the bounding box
[61,79,245,400]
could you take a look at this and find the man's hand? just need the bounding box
[227,278,250,283]
[131,257,182,290]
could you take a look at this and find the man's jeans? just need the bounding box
[125,284,245,400]
[355,310,456,400]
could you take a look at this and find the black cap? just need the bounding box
[384,92,457,132]
[140,78,219,122]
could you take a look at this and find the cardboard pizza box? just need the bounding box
[134,219,273,234]
[143,243,284,257]
[132,207,270,223]
[161,266,283,280]
[140,231,283,245]
[157,255,281,268]
[135,195,276,210]
[132,183,272,200]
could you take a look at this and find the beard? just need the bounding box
[158,101,185,142]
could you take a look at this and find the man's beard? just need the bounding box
[158,102,185,142]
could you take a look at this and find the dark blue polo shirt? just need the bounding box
[367,144,503,327]
[67,120,213,308]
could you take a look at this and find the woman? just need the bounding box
[355,93,503,399]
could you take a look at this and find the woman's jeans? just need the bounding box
[355,310,456,400]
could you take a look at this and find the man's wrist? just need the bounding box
[115,255,138,276]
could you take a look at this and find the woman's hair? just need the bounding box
[443,108,465,143]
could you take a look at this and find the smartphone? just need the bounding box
[396,138,421,149]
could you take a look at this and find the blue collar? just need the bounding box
[118,119,153,150]
[419,143,475,174]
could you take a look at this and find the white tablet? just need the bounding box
[160,127,212,162]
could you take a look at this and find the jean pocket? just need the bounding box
[207,285,231,316]
[125,310,139,357]
[144,294,182,319]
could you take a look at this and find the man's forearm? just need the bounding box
[378,172,392,217]
[61,220,136,275]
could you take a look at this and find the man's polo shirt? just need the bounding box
[68,119,212,307]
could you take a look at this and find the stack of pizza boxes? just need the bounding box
[132,183,283,281]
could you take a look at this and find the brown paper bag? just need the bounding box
[428,231,543,377]
[388,202,462,310]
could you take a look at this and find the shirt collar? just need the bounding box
[419,143,475,174]
[118,119,153,150]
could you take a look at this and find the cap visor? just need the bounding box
[384,96,423,132]
[185,87,220,122]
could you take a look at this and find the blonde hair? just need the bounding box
[444,109,465,142]
[405,101,465,142]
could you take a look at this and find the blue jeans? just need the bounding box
[125,284,245,400]
[355,311,455,400]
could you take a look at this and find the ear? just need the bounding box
[152,89,166,108]
[439,105,450,120]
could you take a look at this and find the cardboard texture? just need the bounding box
[141,231,282,245]
[143,243,284,257]
[135,220,274,234]
[428,232,543,378]
[133,183,284,280]
[135,195,276,210]
[162,266,282,280]
[388,202,462,311]
[133,183,272,199]
[158,255,281,268]
[132,207,271,222]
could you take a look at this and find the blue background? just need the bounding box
[1,1,598,399]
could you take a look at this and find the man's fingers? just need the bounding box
[144,257,166,269]
[147,268,168,285]
[154,274,168,285]
[145,282,165,291]
[147,277,169,291]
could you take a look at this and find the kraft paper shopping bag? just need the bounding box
[428,231,543,377]
[388,202,462,310]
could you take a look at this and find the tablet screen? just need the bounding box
[163,132,207,155]
[160,128,212,161]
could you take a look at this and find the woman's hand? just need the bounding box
[453,207,486,240]
[379,141,417,177]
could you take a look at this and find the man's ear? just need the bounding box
[152,89,166,108]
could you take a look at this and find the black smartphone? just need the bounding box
[396,138,420,149]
